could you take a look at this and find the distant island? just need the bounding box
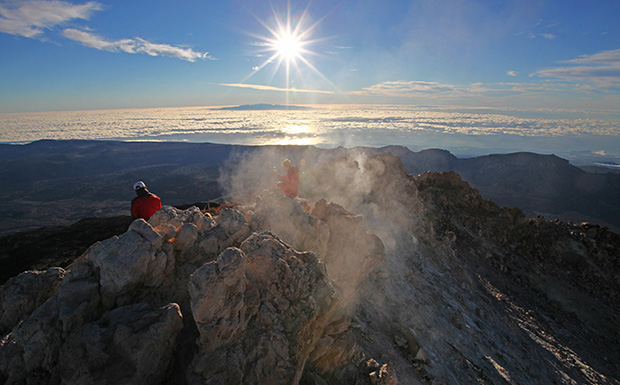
[217,103,313,111]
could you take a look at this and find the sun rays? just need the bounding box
[241,1,338,101]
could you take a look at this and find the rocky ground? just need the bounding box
[0,152,618,384]
[286,152,619,384]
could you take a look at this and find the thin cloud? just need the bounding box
[498,82,569,93]
[0,0,101,38]
[350,80,464,98]
[62,28,214,62]
[533,48,620,90]
[220,83,334,94]
[507,71,519,77]
[565,48,620,65]
[542,33,556,40]
[349,79,578,101]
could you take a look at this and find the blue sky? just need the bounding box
[0,0,619,113]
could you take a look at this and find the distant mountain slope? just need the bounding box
[403,150,620,231]
[0,140,229,235]
[356,145,620,231]
[0,140,618,235]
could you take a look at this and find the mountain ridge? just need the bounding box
[0,140,618,237]
[1,152,618,384]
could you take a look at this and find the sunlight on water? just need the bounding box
[283,125,312,135]
[266,124,321,146]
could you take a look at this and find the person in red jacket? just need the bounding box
[131,181,161,220]
[274,159,299,198]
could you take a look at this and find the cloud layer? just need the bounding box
[2,104,618,145]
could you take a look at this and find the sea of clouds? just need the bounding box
[1,104,619,163]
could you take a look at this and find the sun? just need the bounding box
[250,5,316,81]
[242,2,337,97]
[272,31,304,61]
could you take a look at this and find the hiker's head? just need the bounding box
[133,181,147,191]
[282,159,292,169]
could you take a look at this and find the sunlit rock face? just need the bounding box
[0,188,390,384]
[0,152,618,385]
[188,231,339,385]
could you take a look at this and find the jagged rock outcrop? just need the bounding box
[0,204,229,384]
[311,199,385,302]
[297,154,620,384]
[59,303,183,385]
[0,194,389,384]
[250,193,385,303]
[250,194,330,259]
[1,151,618,385]
[188,231,340,384]
[0,268,65,335]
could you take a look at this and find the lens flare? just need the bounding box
[241,1,339,102]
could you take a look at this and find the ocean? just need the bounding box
[2,104,619,163]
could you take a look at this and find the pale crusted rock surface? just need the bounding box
[0,296,63,384]
[59,302,183,385]
[1,199,388,385]
[150,205,210,231]
[87,220,173,308]
[2,152,618,385]
[56,262,101,337]
[188,247,249,351]
[188,231,344,385]
[0,267,65,335]
[197,207,250,259]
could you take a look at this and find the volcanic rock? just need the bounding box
[1,193,388,384]
[1,151,619,385]
[188,231,339,384]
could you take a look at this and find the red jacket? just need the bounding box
[131,192,161,220]
[276,166,299,198]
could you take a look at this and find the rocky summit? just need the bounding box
[0,153,619,385]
